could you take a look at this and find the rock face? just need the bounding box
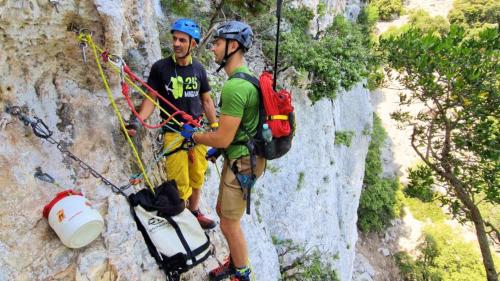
[0,0,370,281]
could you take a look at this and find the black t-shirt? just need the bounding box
[147,56,211,129]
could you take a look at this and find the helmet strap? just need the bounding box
[176,37,192,60]
[216,40,241,73]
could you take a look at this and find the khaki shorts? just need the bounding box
[163,132,208,201]
[217,155,266,220]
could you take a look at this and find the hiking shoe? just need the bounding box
[192,209,216,230]
[209,256,235,281]
[230,266,251,281]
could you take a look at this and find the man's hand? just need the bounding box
[180,123,195,142]
[125,117,141,137]
[206,148,221,163]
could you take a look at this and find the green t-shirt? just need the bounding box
[220,66,260,159]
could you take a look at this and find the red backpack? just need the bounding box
[230,71,295,160]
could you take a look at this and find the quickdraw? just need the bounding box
[6,106,130,197]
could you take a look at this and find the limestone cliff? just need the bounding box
[0,1,371,280]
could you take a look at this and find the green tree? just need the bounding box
[370,0,403,21]
[280,8,371,102]
[405,164,435,202]
[381,26,499,280]
[448,0,500,29]
[407,9,450,35]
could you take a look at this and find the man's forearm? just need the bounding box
[137,98,156,120]
[201,92,217,124]
[193,130,230,148]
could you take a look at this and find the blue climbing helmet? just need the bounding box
[213,20,253,51]
[171,18,201,43]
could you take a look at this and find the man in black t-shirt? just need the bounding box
[128,19,218,229]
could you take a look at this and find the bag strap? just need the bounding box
[230,72,260,91]
[165,216,196,264]
[229,72,264,140]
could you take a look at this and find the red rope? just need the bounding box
[121,82,185,129]
[122,64,201,128]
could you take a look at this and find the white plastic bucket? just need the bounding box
[43,190,104,248]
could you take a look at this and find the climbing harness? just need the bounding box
[230,148,257,215]
[6,106,130,197]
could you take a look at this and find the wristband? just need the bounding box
[210,122,219,128]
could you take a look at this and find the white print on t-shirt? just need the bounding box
[184,90,199,98]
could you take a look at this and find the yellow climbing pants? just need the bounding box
[163,132,208,201]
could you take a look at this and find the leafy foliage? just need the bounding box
[370,0,403,21]
[272,236,339,281]
[357,4,386,90]
[403,196,447,223]
[280,6,371,102]
[364,114,386,185]
[405,164,436,202]
[335,130,355,147]
[395,234,442,281]
[159,0,274,58]
[358,114,403,232]
[407,9,450,35]
[380,9,450,39]
[357,3,380,32]
[381,25,499,279]
[448,0,500,29]
[395,223,500,281]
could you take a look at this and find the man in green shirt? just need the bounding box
[180,21,265,281]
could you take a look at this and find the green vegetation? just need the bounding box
[363,114,386,186]
[160,2,377,102]
[160,0,271,20]
[272,236,340,281]
[370,0,403,21]
[381,9,450,39]
[160,0,195,17]
[296,171,305,191]
[334,130,355,147]
[395,222,500,281]
[381,24,499,280]
[357,3,386,90]
[405,164,436,202]
[358,114,402,232]
[159,0,273,58]
[394,234,442,281]
[407,9,450,34]
[448,0,500,29]
[280,6,371,102]
[403,196,447,223]
[266,164,280,174]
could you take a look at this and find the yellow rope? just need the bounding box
[86,34,155,193]
[85,38,182,128]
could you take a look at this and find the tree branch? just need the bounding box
[484,220,500,245]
